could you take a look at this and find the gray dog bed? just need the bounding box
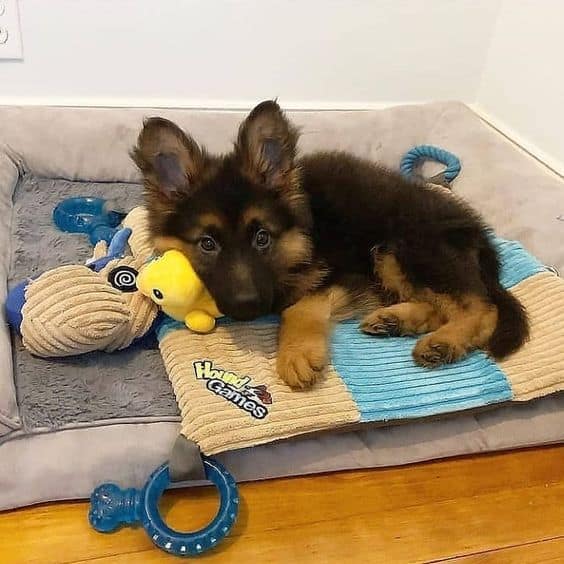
[1,102,563,510]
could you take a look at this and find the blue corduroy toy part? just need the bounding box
[86,227,133,272]
[89,457,239,557]
[400,145,461,184]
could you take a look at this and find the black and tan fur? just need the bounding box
[132,101,529,389]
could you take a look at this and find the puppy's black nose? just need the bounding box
[230,289,263,321]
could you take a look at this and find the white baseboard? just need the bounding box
[0,97,427,112]
[471,104,564,178]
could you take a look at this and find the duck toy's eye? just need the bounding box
[153,289,164,300]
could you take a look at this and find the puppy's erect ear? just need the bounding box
[132,117,204,198]
[235,100,299,190]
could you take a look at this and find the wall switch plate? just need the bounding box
[0,0,23,60]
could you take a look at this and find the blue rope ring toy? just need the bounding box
[400,145,461,184]
[89,457,239,557]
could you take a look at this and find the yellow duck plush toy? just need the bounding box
[136,250,222,333]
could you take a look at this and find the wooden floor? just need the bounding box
[1,446,563,563]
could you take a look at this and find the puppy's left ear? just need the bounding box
[235,100,299,190]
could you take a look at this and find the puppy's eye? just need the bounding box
[153,289,163,300]
[254,229,271,250]
[199,236,218,253]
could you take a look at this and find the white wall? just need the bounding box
[2,1,562,170]
[0,0,500,108]
[475,0,564,172]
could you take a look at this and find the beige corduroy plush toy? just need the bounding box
[7,207,160,358]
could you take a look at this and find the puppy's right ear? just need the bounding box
[131,117,204,198]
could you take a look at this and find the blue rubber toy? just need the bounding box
[399,144,461,184]
[53,197,126,245]
[89,458,239,557]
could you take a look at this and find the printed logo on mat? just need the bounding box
[193,360,272,420]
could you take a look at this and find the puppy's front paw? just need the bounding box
[277,333,328,389]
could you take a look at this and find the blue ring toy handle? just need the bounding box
[53,197,126,245]
[399,145,461,184]
[89,457,239,556]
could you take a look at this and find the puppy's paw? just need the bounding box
[277,333,328,389]
[412,335,463,368]
[360,311,401,337]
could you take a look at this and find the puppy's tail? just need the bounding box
[479,243,529,359]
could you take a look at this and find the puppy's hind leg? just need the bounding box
[412,295,497,367]
[367,252,443,336]
[373,248,498,366]
[361,302,443,337]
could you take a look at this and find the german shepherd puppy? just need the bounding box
[132,101,528,389]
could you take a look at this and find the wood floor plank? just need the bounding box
[67,537,564,564]
[72,482,564,564]
[445,536,564,563]
[1,446,562,564]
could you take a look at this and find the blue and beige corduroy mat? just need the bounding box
[158,236,564,455]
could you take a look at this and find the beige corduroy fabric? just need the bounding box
[159,322,360,455]
[123,206,155,264]
[21,265,131,357]
[501,271,564,400]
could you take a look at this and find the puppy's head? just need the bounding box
[132,101,313,320]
